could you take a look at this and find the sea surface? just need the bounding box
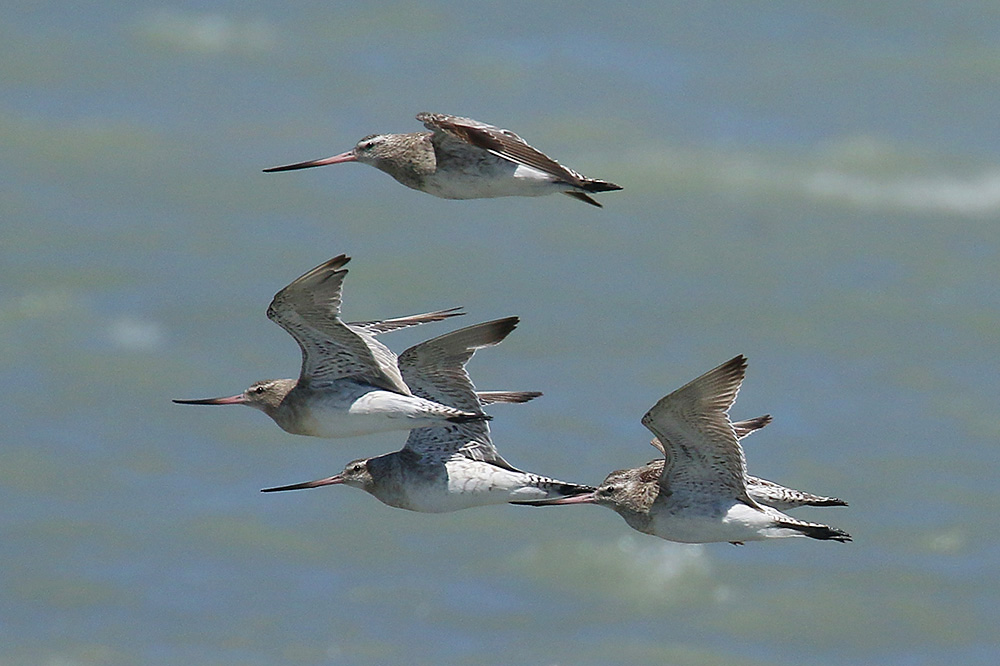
[2,3,998,665]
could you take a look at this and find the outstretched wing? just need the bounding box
[417,112,593,187]
[397,317,519,467]
[266,255,409,394]
[348,307,465,336]
[649,412,772,458]
[640,355,754,503]
[475,390,542,405]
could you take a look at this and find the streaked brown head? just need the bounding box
[174,378,295,418]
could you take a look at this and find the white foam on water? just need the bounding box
[612,533,709,589]
[925,527,968,554]
[107,315,164,351]
[803,169,1000,216]
[509,533,717,605]
[135,9,276,55]
[627,138,1000,217]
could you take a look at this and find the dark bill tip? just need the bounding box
[512,492,598,507]
[172,394,245,406]
[261,475,344,493]
[263,151,357,172]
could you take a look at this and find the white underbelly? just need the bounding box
[401,463,546,513]
[423,165,560,199]
[647,501,789,544]
[301,389,449,438]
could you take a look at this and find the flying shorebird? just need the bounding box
[264,112,623,207]
[261,317,594,512]
[525,356,851,545]
[650,413,849,511]
[174,254,490,438]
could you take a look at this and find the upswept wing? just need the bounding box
[266,255,409,394]
[640,355,754,502]
[397,317,519,467]
[416,112,591,187]
[649,413,772,454]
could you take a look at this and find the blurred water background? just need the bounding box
[2,2,999,664]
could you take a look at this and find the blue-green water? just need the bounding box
[2,3,998,664]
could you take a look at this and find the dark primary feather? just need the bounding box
[777,519,852,542]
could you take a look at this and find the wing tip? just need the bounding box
[563,191,603,207]
[476,390,543,405]
[733,414,773,439]
[291,254,352,286]
[639,354,750,430]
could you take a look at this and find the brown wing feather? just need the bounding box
[417,112,590,186]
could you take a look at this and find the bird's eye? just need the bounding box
[254,386,266,394]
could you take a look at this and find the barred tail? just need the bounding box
[803,496,849,508]
[447,412,493,424]
[581,178,623,193]
[563,178,623,207]
[780,520,852,542]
